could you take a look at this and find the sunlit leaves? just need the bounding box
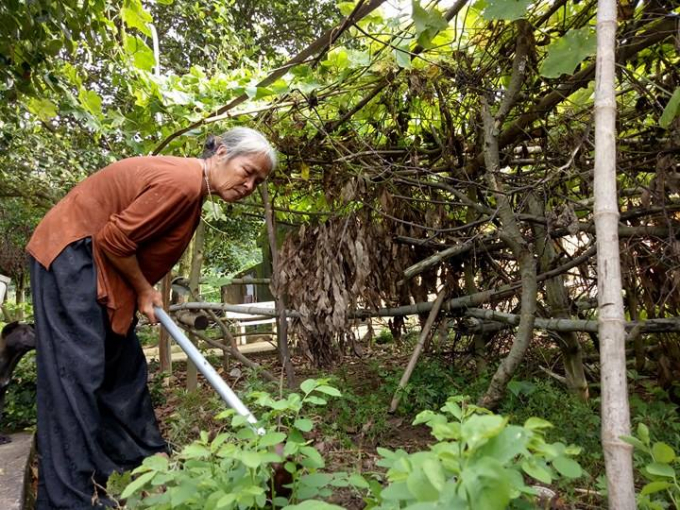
[412,0,448,48]
[78,89,103,118]
[393,39,413,69]
[482,0,532,21]
[540,27,596,78]
[25,98,58,122]
[123,34,156,71]
[659,87,680,129]
[122,0,154,37]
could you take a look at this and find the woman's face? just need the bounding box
[209,149,271,202]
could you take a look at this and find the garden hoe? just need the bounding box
[154,306,263,432]
[154,307,293,496]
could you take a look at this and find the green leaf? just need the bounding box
[26,98,58,122]
[524,417,554,430]
[476,425,530,463]
[216,492,236,508]
[121,471,155,499]
[652,442,676,464]
[441,400,463,419]
[461,414,507,449]
[482,0,532,21]
[283,501,345,510]
[393,38,413,69]
[412,1,448,48]
[659,87,680,129]
[460,457,511,510]
[241,450,263,468]
[78,89,102,118]
[300,473,333,488]
[348,473,370,489]
[552,456,582,478]
[121,0,153,37]
[540,28,597,79]
[294,418,314,432]
[142,454,168,472]
[181,443,211,459]
[170,481,197,506]
[245,86,275,99]
[638,423,651,445]
[522,459,553,484]
[123,34,156,71]
[315,385,341,397]
[338,2,356,16]
[621,435,648,452]
[299,446,325,469]
[259,431,287,447]
[422,458,446,492]
[645,462,676,478]
[300,379,318,394]
[407,467,440,501]
[641,481,673,496]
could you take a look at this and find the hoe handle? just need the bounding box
[154,306,263,433]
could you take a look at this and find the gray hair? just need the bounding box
[202,127,277,170]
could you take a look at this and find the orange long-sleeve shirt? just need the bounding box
[27,156,205,334]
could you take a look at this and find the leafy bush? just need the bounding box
[115,379,369,509]
[499,378,602,476]
[366,396,584,510]
[2,351,37,430]
[623,422,680,509]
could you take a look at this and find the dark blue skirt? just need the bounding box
[30,238,166,509]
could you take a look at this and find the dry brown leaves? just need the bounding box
[277,204,430,366]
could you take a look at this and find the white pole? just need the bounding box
[154,307,264,434]
[593,0,636,507]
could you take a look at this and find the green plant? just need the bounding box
[499,378,602,477]
[2,351,37,430]
[623,422,680,509]
[366,396,584,510]
[164,388,224,448]
[115,379,368,509]
[375,329,394,345]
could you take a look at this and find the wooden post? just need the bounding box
[159,274,172,375]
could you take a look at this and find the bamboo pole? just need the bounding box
[593,0,636,507]
[389,288,447,413]
[186,222,205,392]
[262,185,295,387]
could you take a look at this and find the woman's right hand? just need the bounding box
[137,287,163,324]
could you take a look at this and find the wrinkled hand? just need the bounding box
[138,287,163,324]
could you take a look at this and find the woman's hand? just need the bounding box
[137,287,163,324]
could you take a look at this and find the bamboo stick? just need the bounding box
[389,288,447,413]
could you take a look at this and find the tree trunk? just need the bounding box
[594,1,636,507]
[478,22,538,409]
[529,196,589,400]
[187,221,205,392]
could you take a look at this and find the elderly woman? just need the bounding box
[26,127,276,509]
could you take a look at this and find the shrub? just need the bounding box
[366,396,584,509]
[623,422,680,509]
[115,379,368,509]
